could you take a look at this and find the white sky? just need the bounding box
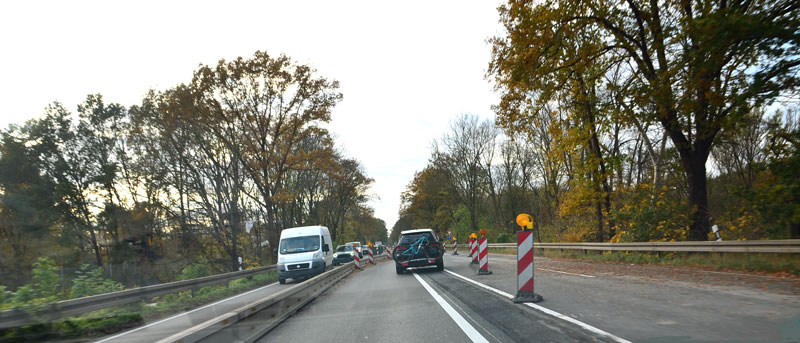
[0,0,503,233]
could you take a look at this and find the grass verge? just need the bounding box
[488,247,800,277]
[0,271,278,343]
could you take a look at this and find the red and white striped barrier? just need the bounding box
[467,239,474,257]
[477,237,491,275]
[354,250,361,269]
[471,239,479,265]
[452,241,458,255]
[443,240,447,253]
[386,246,392,260]
[368,247,374,264]
[513,231,542,302]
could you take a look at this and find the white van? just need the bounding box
[277,225,333,284]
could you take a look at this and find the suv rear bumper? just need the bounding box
[396,256,442,268]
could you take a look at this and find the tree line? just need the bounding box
[394,0,799,244]
[0,51,386,290]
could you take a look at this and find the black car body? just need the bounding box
[393,229,444,274]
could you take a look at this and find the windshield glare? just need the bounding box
[280,235,320,254]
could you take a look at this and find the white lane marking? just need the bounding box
[537,267,595,278]
[95,282,279,342]
[444,269,632,343]
[412,273,489,343]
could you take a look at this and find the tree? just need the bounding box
[490,0,800,240]
[0,132,59,287]
[433,114,497,233]
[189,51,343,249]
[400,166,458,235]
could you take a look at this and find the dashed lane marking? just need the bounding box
[444,269,632,343]
[537,267,595,278]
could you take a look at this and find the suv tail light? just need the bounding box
[394,245,406,251]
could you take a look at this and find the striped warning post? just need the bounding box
[470,239,479,265]
[452,241,458,255]
[354,250,361,269]
[386,245,392,260]
[513,231,542,303]
[443,240,447,253]
[368,247,374,264]
[477,238,492,275]
[467,239,474,257]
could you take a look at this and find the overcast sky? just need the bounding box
[0,0,504,233]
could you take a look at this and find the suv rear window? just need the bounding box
[399,232,437,245]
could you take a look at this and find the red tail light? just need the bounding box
[430,242,440,248]
[395,245,407,251]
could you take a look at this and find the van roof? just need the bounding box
[280,225,328,239]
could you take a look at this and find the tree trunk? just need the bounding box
[680,147,711,241]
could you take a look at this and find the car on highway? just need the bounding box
[277,225,333,284]
[332,244,355,265]
[344,241,363,258]
[393,229,444,274]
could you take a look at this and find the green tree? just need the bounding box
[490,0,800,240]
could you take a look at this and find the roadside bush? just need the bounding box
[70,264,124,299]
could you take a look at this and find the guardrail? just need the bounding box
[487,239,800,253]
[0,265,277,329]
[156,262,354,343]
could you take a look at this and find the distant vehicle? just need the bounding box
[333,244,355,266]
[393,229,444,274]
[277,226,333,284]
[345,241,363,258]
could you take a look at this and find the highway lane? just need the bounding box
[444,252,800,342]
[259,258,616,342]
[94,274,300,343]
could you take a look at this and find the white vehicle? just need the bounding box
[345,241,363,258]
[277,226,333,284]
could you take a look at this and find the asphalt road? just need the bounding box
[93,276,301,343]
[258,257,617,343]
[444,252,800,343]
[95,252,800,342]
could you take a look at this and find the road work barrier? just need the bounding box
[468,239,475,258]
[156,262,354,343]
[452,241,458,255]
[368,247,374,264]
[514,231,542,303]
[443,240,447,253]
[486,239,800,254]
[0,265,277,329]
[354,251,361,269]
[471,240,479,265]
[477,238,492,275]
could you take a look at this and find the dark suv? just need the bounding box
[392,229,444,274]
